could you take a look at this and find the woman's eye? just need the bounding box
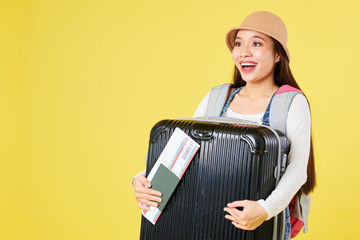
[253,42,261,47]
[234,42,242,47]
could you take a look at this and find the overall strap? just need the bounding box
[204,84,231,117]
[262,89,279,126]
[220,87,242,116]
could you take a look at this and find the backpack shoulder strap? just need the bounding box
[269,85,303,134]
[204,83,231,117]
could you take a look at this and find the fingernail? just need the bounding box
[147,183,151,187]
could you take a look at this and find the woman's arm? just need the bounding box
[257,94,311,219]
[224,94,311,229]
[192,91,210,118]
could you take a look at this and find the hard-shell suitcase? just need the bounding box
[140,118,290,240]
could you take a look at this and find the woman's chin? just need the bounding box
[240,76,255,83]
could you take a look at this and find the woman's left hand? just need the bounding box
[223,200,268,230]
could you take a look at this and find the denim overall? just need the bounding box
[221,87,291,240]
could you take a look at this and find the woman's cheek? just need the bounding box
[254,49,272,59]
[232,50,239,62]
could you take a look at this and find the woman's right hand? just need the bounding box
[132,174,162,211]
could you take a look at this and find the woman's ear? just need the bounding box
[275,54,280,63]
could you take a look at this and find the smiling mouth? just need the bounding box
[240,62,257,72]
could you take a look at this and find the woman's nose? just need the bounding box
[239,45,252,58]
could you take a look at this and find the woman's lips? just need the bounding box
[240,61,257,73]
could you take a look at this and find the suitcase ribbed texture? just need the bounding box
[140,119,289,240]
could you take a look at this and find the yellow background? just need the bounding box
[1,0,359,239]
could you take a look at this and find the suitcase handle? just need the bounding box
[191,129,213,139]
[190,123,214,140]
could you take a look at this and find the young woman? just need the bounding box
[132,11,316,238]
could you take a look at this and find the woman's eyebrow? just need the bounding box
[235,35,266,41]
[252,35,265,41]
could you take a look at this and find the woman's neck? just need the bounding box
[240,81,278,98]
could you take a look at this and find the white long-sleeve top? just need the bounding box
[192,90,311,220]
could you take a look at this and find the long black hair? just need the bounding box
[232,38,316,195]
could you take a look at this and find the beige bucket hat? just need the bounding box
[225,11,290,61]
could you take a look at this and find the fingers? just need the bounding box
[135,191,162,210]
[224,206,243,221]
[133,175,162,196]
[224,212,249,230]
[135,186,162,197]
[136,196,159,210]
[224,200,267,231]
[135,192,163,204]
[136,175,152,188]
[138,198,160,208]
[224,208,252,230]
[138,202,150,211]
[133,174,163,211]
[227,200,247,208]
[232,221,252,230]
[224,214,235,222]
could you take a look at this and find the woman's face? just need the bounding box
[232,30,280,84]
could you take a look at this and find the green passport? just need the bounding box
[150,164,181,212]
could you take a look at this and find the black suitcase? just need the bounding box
[140,118,290,240]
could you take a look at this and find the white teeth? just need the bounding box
[241,63,256,67]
